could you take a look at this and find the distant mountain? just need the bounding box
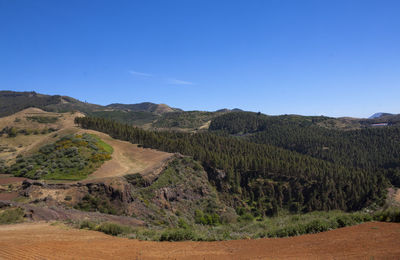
[215,108,243,113]
[106,102,181,114]
[0,91,104,117]
[369,112,393,119]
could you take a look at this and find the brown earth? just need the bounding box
[0,222,399,259]
[80,130,173,181]
[0,175,26,200]
[0,192,18,200]
[0,176,27,185]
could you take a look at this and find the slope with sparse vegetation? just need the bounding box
[5,133,112,180]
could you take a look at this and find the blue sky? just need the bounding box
[1,0,399,118]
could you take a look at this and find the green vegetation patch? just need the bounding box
[0,126,57,137]
[26,116,59,123]
[74,194,118,215]
[76,209,400,241]
[6,133,112,180]
[0,207,24,225]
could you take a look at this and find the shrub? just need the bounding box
[79,220,97,230]
[177,218,189,229]
[373,208,400,222]
[74,195,118,215]
[97,222,126,236]
[304,219,330,233]
[160,228,195,241]
[238,212,254,222]
[194,209,221,226]
[335,215,356,227]
[0,207,24,224]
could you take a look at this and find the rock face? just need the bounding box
[17,157,232,226]
[21,178,134,214]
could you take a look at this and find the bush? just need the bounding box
[74,194,118,215]
[79,220,97,230]
[373,208,400,222]
[0,207,24,224]
[304,219,330,233]
[97,222,126,236]
[335,215,356,227]
[160,228,195,241]
[238,212,254,222]
[194,209,221,226]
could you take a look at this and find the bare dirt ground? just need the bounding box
[0,222,399,259]
[80,130,173,181]
[0,175,26,185]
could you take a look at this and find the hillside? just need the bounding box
[0,91,103,117]
[0,91,399,254]
[106,102,181,114]
[4,91,386,131]
[0,108,173,182]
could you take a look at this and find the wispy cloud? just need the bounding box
[167,78,194,85]
[129,70,153,77]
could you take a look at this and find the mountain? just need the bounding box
[369,112,394,119]
[215,108,244,113]
[363,112,400,127]
[0,91,104,117]
[106,102,181,114]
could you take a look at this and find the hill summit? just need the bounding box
[369,112,393,119]
[106,102,181,114]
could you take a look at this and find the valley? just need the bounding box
[0,91,399,259]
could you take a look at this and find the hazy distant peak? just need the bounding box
[369,112,393,119]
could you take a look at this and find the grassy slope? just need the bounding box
[6,133,112,181]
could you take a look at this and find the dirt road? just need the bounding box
[0,222,399,259]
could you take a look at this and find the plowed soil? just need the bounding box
[0,222,399,259]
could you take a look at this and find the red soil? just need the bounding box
[0,222,399,259]
[0,176,26,185]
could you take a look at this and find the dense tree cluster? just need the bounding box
[209,112,329,134]
[209,112,400,187]
[75,117,388,216]
[153,111,219,129]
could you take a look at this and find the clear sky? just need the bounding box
[1,0,399,118]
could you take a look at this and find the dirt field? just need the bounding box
[0,176,26,185]
[0,222,399,259]
[80,130,173,180]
